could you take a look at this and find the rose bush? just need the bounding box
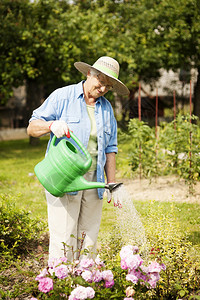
[30,245,165,299]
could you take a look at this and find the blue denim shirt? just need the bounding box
[29,81,118,199]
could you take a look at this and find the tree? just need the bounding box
[87,0,200,120]
[0,0,32,102]
[1,0,200,125]
[115,0,200,117]
[146,0,200,117]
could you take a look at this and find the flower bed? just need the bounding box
[31,245,165,300]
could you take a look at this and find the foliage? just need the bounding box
[143,200,200,299]
[101,200,200,299]
[127,118,159,177]
[0,0,32,101]
[0,197,200,299]
[28,203,200,300]
[118,118,165,178]
[0,193,46,260]
[119,113,200,188]
[0,126,200,299]
[1,0,200,117]
[159,114,200,188]
[29,241,165,300]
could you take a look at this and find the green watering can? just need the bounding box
[34,131,122,197]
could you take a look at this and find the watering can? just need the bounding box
[34,131,122,197]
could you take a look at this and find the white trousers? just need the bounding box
[46,171,103,261]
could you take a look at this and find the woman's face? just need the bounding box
[85,71,113,99]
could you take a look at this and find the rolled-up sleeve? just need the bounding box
[105,110,118,154]
[29,90,58,123]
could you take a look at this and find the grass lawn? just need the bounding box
[0,137,49,220]
[1,137,200,299]
[133,199,200,256]
[0,137,200,256]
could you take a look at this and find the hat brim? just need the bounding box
[74,62,129,96]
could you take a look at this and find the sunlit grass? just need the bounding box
[133,199,200,256]
[0,137,49,219]
[0,138,200,257]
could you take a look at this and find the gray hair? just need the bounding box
[89,67,115,87]
[89,67,100,77]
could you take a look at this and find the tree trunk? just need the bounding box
[193,68,200,119]
[24,79,45,145]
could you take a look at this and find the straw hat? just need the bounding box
[74,56,129,96]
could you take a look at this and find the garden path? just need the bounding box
[123,176,200,204]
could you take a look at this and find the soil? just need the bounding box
[123,175,200,204]
[0,235,49,300]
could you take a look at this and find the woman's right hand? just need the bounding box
[49,120,70,138]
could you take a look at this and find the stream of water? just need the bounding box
[113,185,149,256]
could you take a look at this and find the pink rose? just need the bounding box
[105,279,114,288]
[70,286,88,299]
[93,270,102,282]
[60,257,68,263]
[148,279,157,288]
[48,257,63,268]
[126,254,143,270]
[102,270,114,282]
[70,285,95,300]
[54,264,68,279]
[38,277,53,293]
[129,269,147,282]
[95,255,105,267]
[121,259,128,270]
[126,286,135,297]
[86,287,95,299]
[148,261,162,273]
[79,258,94,269]
[35,268,48,281]
[120,245,134,259]
[126,274,138,284]
[149,272,160,282]
[81,270,93,283]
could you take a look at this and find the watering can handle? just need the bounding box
[50,130,91,161]
[69,130,91,161]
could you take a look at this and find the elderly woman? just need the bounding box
[27,56,129,261]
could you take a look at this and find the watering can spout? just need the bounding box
[105,182,123,192]
[63,176,105,193]
[63,177,123,193]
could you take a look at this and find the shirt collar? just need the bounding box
[75,80,105,105]
[74,81,84,99]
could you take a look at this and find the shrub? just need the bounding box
[159,114,200,188]
[143,201,200,299]
[0,193,46,259]
[119,114,200,188]
[30,243,166,300]
[127,119,159,178]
